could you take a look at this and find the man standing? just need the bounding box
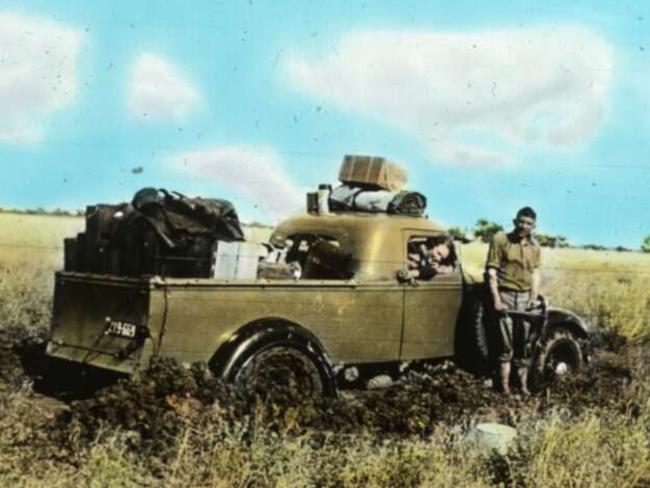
[486,207,541,396]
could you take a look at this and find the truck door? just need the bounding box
[400,231,463,360]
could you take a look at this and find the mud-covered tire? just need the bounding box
[532,327,583,385]
[233,345,326,401]
[455,289,493,376]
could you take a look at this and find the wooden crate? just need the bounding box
[338,155,407,191]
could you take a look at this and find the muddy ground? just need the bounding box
[0,326,646,465]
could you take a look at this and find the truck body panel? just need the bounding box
[156,279,404,364]
[47,273,165,374]
[46,212,464,378]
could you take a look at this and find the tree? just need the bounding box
[555,235,569,248]
[535,233,570,249]
[473,219,503,243]
[642,235,650,253]
[536,233,557,248]
[581,243,607,251]
[448,226,471,243]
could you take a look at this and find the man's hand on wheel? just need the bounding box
[526,296,539,311]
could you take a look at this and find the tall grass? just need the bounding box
[2,394,648,487]
[1,213,650,487]
[461,241,650,338]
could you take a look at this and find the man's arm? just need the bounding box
[487,267,506,311]
[527,245,541,308]
[485,233,506,311]
[528,268,540,307]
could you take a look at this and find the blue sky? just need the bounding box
[0,1,648,248]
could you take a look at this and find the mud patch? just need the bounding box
[1,326,648,467]
[0,326,48,392]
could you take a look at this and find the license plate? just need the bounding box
[104,317,139,339]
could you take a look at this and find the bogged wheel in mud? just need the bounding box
[532,326,583,387]
[234,345,326,401]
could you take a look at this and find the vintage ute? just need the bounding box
[46,211,589,396]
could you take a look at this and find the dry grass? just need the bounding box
[0,213,270,329]
[1,213,649,487]
[461,241,650,338]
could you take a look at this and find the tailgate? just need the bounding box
[46,272,162,374]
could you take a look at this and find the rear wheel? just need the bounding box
[234,345,325,401]
[532,327,583,384]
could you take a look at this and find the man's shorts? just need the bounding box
[496,289,532,368]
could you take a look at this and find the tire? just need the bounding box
[532,326,583,384]
[233,344,326,401]
[455,288,493,376]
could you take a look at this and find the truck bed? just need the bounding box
[46,271,417,374]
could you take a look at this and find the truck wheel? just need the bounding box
[455,290,492,376]
[234,345,325,401]
[533,327,583,382]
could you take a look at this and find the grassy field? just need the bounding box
[462,241,650,338]
[0,212,649,487]
[2,212,648,337]
[0,212,272,329]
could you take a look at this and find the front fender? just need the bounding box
[546,307,590,338]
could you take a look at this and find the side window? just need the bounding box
[285,234,354,280]
[405,234,457,281]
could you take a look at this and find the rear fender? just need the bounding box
[209,318,337,396]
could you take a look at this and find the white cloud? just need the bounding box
[0,12,82,144]
[128,53,199,121]
[171,146,304,217]
[284,26,613,166]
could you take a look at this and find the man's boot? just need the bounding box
[499,362,511,397]
[517,367,530,397]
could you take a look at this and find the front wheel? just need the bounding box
[233,345,326,401]
[532,327,583,384]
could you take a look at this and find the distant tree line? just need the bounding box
[449,218,649,253]
[0,207,84,217]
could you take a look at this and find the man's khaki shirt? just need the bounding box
[486,231,541,292]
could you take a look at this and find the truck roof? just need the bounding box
[271,212,445,242]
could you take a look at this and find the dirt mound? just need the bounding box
[0,326,48,392]
[539,333,648,414]
[2,325,648,466]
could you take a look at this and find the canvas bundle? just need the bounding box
[329,185,427,217]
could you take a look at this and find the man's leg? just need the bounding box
[499,361,511,397]
[513,292,532,395]
[496,292,516,396]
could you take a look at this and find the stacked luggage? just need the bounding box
[64,188,245,278]
[325,155,427,217]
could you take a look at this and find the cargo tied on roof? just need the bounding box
[329,185,427,217]
[314,155,426,217]
[338,155,407,192]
